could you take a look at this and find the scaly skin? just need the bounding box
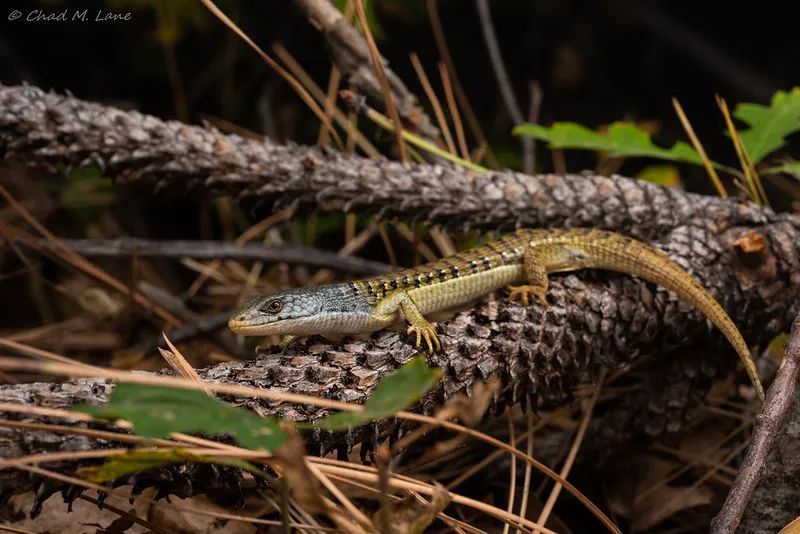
[229,228,765,400]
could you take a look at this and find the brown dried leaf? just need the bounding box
[375,482,451,534]
[272,430,328,515]
[609,456,714,531]
[435,379,500,426]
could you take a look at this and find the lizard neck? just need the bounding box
[310,283,378,334]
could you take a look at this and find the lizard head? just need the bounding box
[228,287,326,336]
[227,284,371,336]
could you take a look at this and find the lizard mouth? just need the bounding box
[227,319,273,335]
[227,315,321,336]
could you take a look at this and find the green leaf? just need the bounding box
[306,356,439,431]
[734,88,800,164]
[514,121,704,165]
[76,448,260,483]
[73,383,288,452]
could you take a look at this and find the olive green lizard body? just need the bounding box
[229,228,765,400]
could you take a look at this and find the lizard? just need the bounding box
[228,228,765,401]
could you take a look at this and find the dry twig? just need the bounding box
[711,312,800,533]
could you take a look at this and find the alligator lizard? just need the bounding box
[229,228,765,400]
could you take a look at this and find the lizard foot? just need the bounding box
[407,322,441,353]
[507,284,548,307]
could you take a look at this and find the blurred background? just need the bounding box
[2,0,796,182]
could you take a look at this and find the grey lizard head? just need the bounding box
[228,284,371,336]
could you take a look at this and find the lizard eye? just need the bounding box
[261,299,284,315]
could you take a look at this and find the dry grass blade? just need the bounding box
[317,0,353,147]
[352,0,408,162]
[410,52,458,155]
[377,223,398,268]
[395,223,438,262]
[0,401,95,422]
[309,221,380,286]
[316,463,545,534]
[187,206,294,296]
[425,0,499,168]
[536,370,606,531]
[428,226,456,257]
[642,419,751,501]
[0,337,99,368]
[272,43,381,158]
[77,493,172,534]
[516,409,536,534]
[305,460,373,532]
[0,525,38,534]
[672,98,728,198]
[199,0,343,148]
[439,62,471,162]
[0,418,174,448]
[348,91,486,171]
[159,333,210,394]
[503,412,518,534]
[716,95,769,206]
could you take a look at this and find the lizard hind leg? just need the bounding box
[507,246,549,307]
[374,290,441,352]
[401,298,440,352]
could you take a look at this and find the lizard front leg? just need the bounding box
[507,246,549,307]
[373,290,441,352]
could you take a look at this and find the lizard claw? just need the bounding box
[507,284,548,308]
[407,323,441,353]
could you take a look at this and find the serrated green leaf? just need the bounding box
[734,88,800,164]
[76,448,260,483]
[73,383,287,452]
[306,356,439,431]
[514,121,704,165]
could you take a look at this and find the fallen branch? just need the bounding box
[716,312,800,533]
[295,0,441,143]
[38,238,391,276]
[1,83,787,238]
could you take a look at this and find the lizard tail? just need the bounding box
[630,245,766,401]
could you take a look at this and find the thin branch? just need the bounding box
[711,312,800,533]
[474,0,535,173]
[295,0,440,143]
[474,0,524,125]
[38,238,390,276]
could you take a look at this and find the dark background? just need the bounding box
[2,0,796,188]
